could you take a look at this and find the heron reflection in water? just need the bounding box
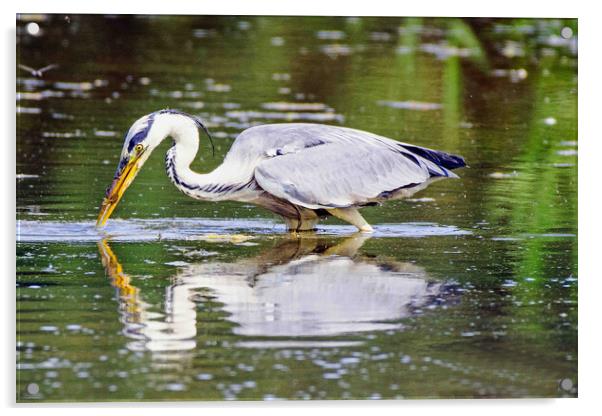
[98,235,447,356]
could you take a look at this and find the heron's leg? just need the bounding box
[326,208,374,233]
[296,218,319,231]
[283,217,300,231]
[287,206,319,232]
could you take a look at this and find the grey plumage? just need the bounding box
[100,110,466,232]
[227,123,464,209]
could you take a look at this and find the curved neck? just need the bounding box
[155,113,255,201]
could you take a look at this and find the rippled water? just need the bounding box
[17,15,577,401]
[18,218,471,242]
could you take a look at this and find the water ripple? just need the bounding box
[17,218,471,242]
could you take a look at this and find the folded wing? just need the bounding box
[253,125,463,209]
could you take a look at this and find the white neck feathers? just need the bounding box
[153,113,256,201]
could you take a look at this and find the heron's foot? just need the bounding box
[284,217,318,232]
[187,233,254,244]
[326,208,373,233]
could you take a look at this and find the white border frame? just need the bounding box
[4,1,598,415]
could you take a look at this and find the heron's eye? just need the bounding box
[134,144,144,153]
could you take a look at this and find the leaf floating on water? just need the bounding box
[66,324,82,331]
[406,197,436,203]
[395,46,413,55]
[192,28,216,38]
[377,100,442,111]
[164,260,190,267]
[226,109,344,123]
[420,43,475,59]
[40,325,59,332]
[271,73,291,81]
[186,233,255,244]
[490,68,528,82]
[53,81,94,91]
[370,31,392,41]
[183,249,219,258]
[488,171,518,179]
[500,40,525,58]
[543,117,557,126]
[270,36,285,46]
[320,44,353,58]
[94,130,118,137]
[261,102,329,111]
[316,30,346,40]
[17,106,42,114]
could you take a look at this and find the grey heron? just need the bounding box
[97,109,466,232]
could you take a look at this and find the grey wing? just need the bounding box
[38,64,59,73]
[18,64,35,74]
[254,138,439,209]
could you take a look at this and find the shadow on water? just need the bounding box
[98,235,457,358]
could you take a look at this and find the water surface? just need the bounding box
[17,15,577,401]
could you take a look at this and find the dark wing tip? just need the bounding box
[400,144,466,170]
[443,153,467,169]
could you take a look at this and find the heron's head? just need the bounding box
[96,109,213,227]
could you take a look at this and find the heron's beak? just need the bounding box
[96,155,142,227]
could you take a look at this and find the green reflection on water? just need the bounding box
[17,15,577,401]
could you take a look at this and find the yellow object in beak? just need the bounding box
[96,155,141,227]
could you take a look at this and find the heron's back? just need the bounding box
[223,123,466,210]
[228,123,465,174]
